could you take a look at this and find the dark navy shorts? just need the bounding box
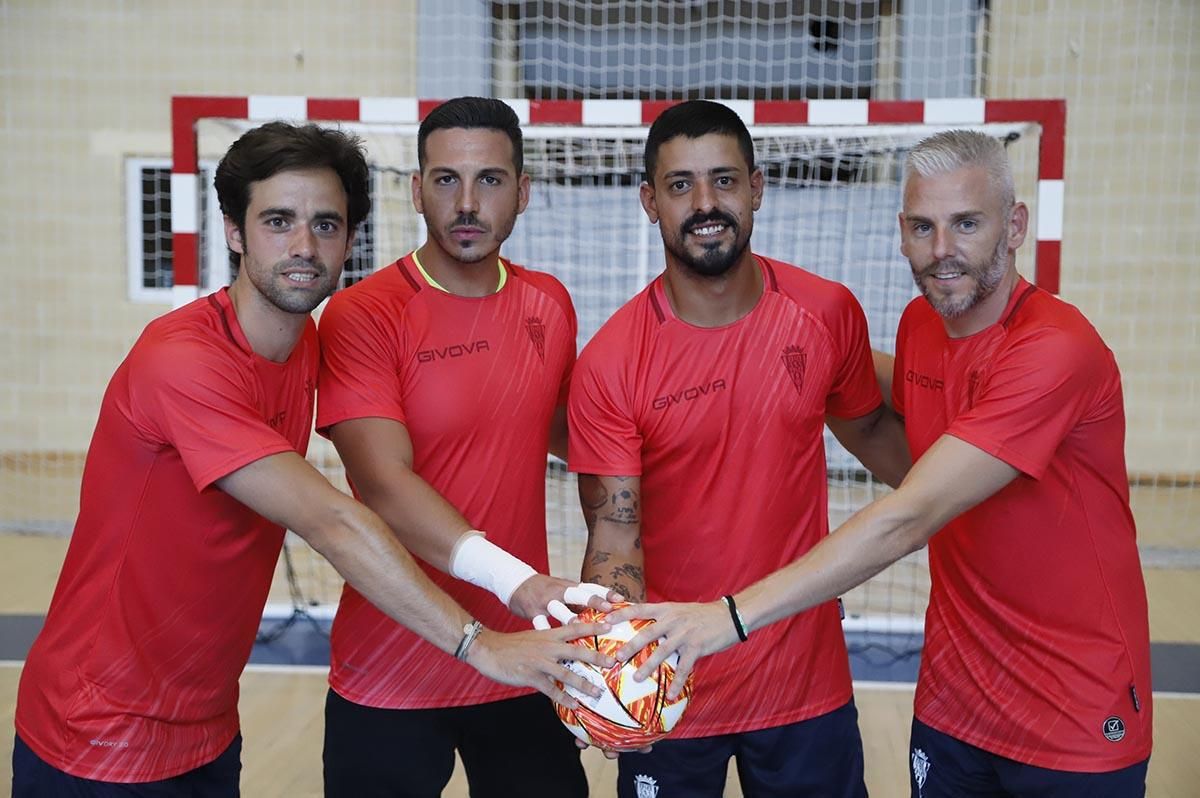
[12,732,241,797]
[909,716,1149,797]
[323,688,586,798]
[617,699,867,798]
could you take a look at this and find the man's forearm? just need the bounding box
[579,474,645,600]
[304,496,473,654]
[736,489,928,634]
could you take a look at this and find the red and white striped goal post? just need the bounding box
[169,96,1065,304]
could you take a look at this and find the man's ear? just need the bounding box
[639,180,659,225]
[750,168,764,212]
[224,216,245,255]
[411,172,424,214]
[1008,201,1029,251]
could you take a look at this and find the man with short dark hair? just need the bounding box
[318,97,616,797]
[12,120,611,797]
[569,99,910,798]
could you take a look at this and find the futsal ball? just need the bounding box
[554,603,693,751]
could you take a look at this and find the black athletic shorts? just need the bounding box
[323,688,587,798]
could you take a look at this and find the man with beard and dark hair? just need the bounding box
[12,121,613,797]
[613,129,1153,797]
[566,100,911,797]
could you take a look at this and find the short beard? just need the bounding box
[915,232,1008,320]
[666,211,751,279]
[246,252,339,314]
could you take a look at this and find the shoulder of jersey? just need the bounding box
[327,259,419,313]
[765,256,855,306]
[1008,286,1106,350]
[579,281,659,360]
[506,260,573,308]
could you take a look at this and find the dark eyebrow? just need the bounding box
[257,207,297,220]
[662,166,740,180]
[428,166,512,178]
[256,207,345,224]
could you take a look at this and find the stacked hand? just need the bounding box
[464,622,617,708]
[508,575,623,629]
[606,600,738,700]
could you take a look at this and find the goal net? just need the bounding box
[176,97,1061,654]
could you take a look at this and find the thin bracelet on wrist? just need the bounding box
[454,619,484,661]
[722,595,749,642]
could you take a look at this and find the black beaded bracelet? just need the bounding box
[722,595,749,642]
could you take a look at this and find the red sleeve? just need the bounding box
[892,305,914,417]
[317,289,406,434]
[567,337,642,477]
[947,326,1104,479]
[535,271,578,408]
[824,284,884,419]
[129,340,295,492]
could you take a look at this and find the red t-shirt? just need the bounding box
[894,278,1153,771]
[569,255,882,737]
[15,289,317,782]
[317,254,576,708]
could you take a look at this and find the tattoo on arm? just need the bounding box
[579,475,644,599]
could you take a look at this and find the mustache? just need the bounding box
[275,257,326,273]
[450,213,489,231]
[920,258,970,277]
[681,210,738,232]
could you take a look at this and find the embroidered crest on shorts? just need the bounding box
[634,773,659,798]
[911,747,931,796]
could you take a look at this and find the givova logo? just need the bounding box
[633,774,659,798]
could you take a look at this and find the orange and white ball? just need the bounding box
[554,603,692,751]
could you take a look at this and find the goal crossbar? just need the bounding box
[170,96,1066,306]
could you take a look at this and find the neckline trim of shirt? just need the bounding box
[410,250,507,295]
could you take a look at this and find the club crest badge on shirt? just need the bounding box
[525,316,546,363]
[782,345,808,395]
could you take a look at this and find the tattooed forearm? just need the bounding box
[579,475,640,530]
[601,564,645,602]
[579,474,645,599]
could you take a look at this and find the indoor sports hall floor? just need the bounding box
[0,482,1196,796]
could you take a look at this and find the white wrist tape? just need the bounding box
[449,531,537,608]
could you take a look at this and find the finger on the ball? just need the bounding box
[547,599,576,625]
[563,583,608,605]
[560,668,603,698]
[552,687,579,709]
[603,601,652,625]
[572,644,617,669]
[560,621,609,640]
[665,662,693,700]
[614,627,658,662]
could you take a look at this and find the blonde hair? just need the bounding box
[903,129,1015,208]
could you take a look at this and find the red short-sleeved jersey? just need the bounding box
[317,254,576,709]
[15,289,317,782]
[894,278,1152,771]
[569,255,882,737]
